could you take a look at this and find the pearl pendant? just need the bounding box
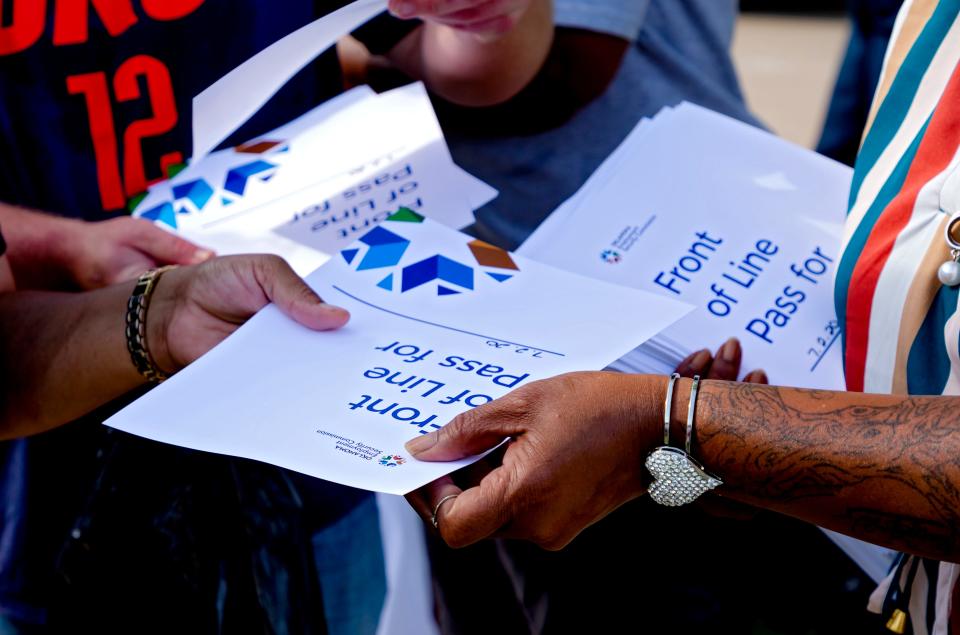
[939,259,960,286]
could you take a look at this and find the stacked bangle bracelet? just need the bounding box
[645,374,723,506]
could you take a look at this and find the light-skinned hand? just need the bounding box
[67,216,213,289]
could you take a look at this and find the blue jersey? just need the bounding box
[0,2,412,627]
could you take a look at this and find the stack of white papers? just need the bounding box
[521,103,851,391]
[133,83,496,276]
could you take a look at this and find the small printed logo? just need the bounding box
[379,454,407,467]
[600,249,622,264]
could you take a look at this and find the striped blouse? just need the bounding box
[835,0,960,632]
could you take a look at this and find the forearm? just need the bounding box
[387,0,554,106]
[0,282,144,438]
[671,378,960,561]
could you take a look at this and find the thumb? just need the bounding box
[254,255,350,331]
[132,220,214,265]
[405,405,523,461]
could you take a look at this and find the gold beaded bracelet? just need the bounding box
[125,265,177,383]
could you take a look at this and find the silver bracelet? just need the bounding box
[645,375,722,507]
[662,373,680,445]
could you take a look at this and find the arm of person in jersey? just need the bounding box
[0,254,348,440]
[381,0,555,106]
[405,371,960,563]
[0,203,213,291]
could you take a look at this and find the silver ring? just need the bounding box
[431,494,458,529]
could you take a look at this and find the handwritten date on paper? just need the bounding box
[808,319,842,372]
[486,340,547,357]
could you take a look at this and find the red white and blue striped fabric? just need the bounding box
[835,1,960,632]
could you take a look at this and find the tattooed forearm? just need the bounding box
[682,381,960,562]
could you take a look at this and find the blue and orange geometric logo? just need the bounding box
[135,140,287,228]
[340,208,520,296]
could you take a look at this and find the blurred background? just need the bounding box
[735,1,849,148]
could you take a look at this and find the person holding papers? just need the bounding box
[0,246,351,631]
[411,1,960,631]
[0,1,553,632]
[0,252,349,439]
[405,3,870,632]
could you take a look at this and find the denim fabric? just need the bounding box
[311,495,387,635]
[46,430,327,634]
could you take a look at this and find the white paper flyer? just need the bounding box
[522,103,852,390]
[105,211,692,494]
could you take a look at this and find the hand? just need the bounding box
[146,255,349,374]
[405,372,666,550]
[675,337,768,384]
[388,0,534,39]
[67,216,212,289]
[1,206,213,291]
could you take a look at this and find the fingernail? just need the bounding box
[390,1,416,18]
[720,338,740,363]
[321,303,349,316]
[690,349,711,372]
[405,433,437,456]
[745,370,768,384]
[192,249,215,264]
